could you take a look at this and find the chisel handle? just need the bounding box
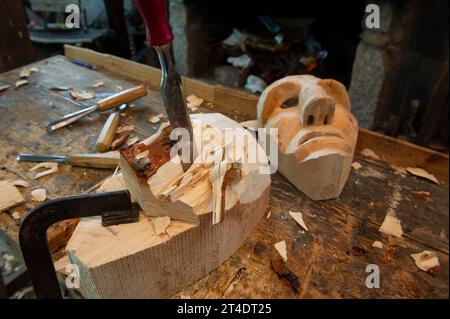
[134,0,174,47]
[96,85,147,111]
[67,153,120,169]
[96,112,120,152]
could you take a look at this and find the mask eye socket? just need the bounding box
[281,96,298,109]
[307,115,314,125]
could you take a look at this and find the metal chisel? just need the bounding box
[47,85,147,132]
[17,152,120,169]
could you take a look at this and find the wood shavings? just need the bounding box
[361,148,380,160]
[239,120,258,129]
[409,191,431,202]
[0,180,24,212]
[266,210,271,218]
[115,85,123,91]
[270,257,300,293]
[29,162,59,179]
[12,180,30,188]
[0,84,10,92]
[274,240,287,261]
[391,164,407,176]
[135,150,149,159]
[152,216,171,236]
[186,94,203,111]
[406,167,439,184]
[379,214,403,238]
[12,211,21,220]
[69,90,96,100]
[15,79,29,89]
[411,250,440,273]
[20,67,38,78]
[289,211,308,231]
[351,162,362,170]
[126,136,139,146]
[50,86,70,91]
[372,241,384,249]
[116,125,135,133]
[111,132,130,149]
[31,188,47,202]
[92,81,104,88]
[148,116,161,124]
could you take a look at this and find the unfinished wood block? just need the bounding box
[257,75,358,200]
[96,112,120,152]
[66,113,270,298]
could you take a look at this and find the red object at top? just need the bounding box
[134,0,174,47]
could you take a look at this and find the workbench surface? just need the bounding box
[0,55,448,298]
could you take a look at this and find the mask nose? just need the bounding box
[299,83,335,127]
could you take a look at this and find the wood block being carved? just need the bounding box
[257,75,358,200]
[66,113,270,298]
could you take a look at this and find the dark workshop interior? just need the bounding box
[0,0,448,302]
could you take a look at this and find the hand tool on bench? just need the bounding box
[19,190,139,299]
[134,0,193,170]
[47,85,147,132]
[17,152,120,169]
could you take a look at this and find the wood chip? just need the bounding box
[50,86,70,91]
[0,84,10,92]
[361,148,380,160]
[152,216,171,236]
[411,250,440,272]
[12,211,21,220]
[351,162,362,170]
[372,241,384,249]
[186,94,203,111]
[289,211,308,231]
[31,188,47,202]
[20,67,38,78]
[266,210,271,218]
[92,81,104,89]
[29,162,59,179]
[111,132,130,149]
[239,120,258,129]
[378,214,403,238]
[270,257,300,293]
[148,116,161,124]
[135,150,149,160]
[12,180,30,188]
[406,167,439,184]
[15,79,29,89]
[69,90,96,100]
[274,240,288,261]
[116,125,135,133]
[409,190,431,202]
[126,136,140,146]
[0,180,25,212]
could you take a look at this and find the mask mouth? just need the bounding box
[285,125,348,154]
[293,135,353,163]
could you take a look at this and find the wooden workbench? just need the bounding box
[0,46,448,298]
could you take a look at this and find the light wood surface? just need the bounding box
[67,113,271,298]
[96,112,120,152]
[0,52,447,298]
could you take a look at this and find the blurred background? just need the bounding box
[0,0,448,152]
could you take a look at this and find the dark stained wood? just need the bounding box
[0,0,37,72]
[0,56,448,298]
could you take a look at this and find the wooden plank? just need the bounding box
[63,46,449,184]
